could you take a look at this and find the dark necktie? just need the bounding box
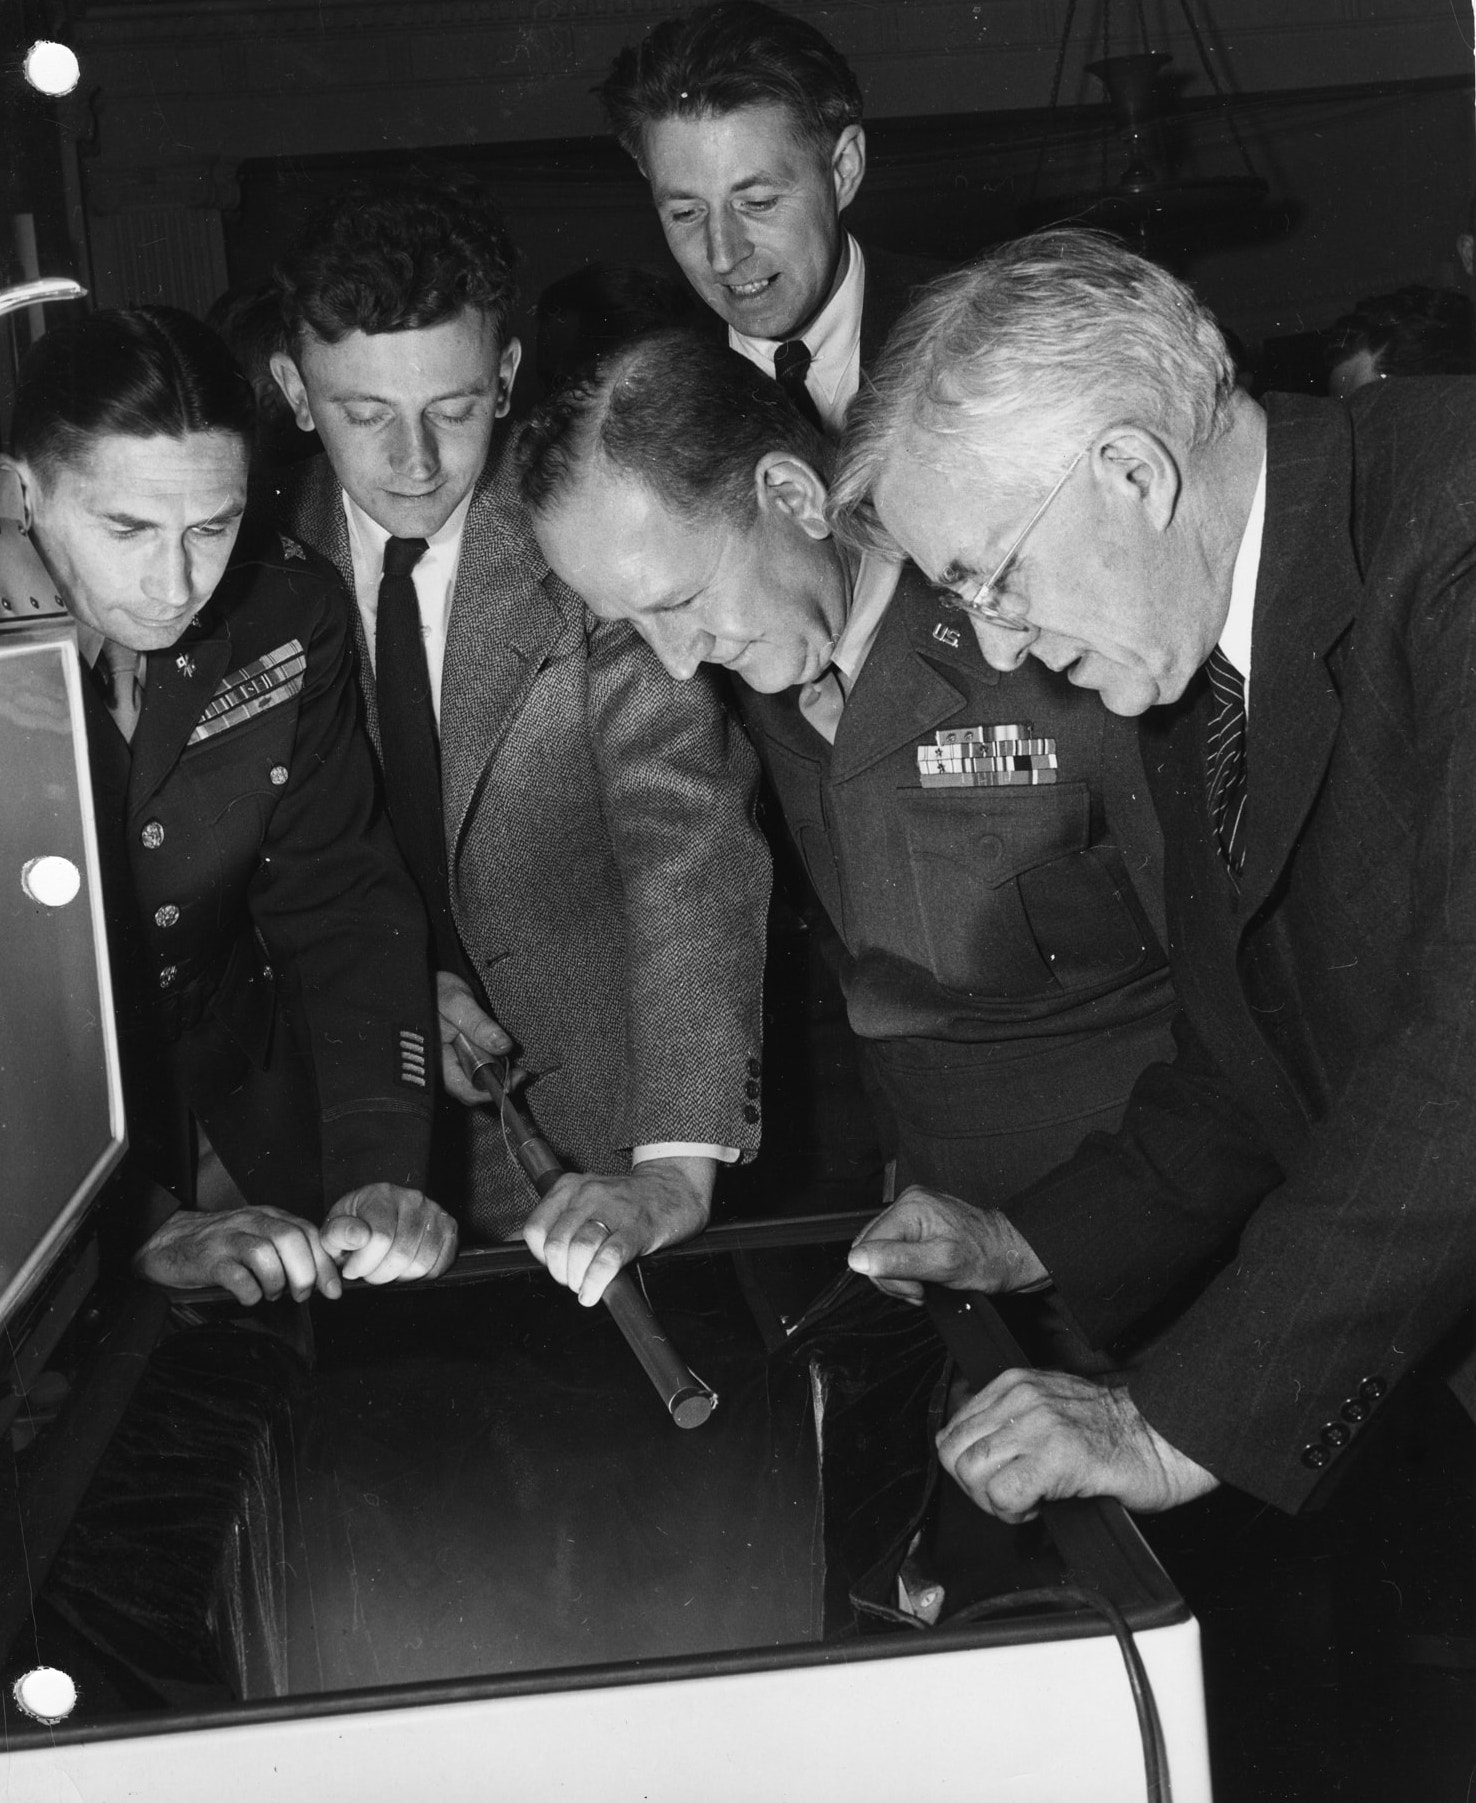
[1204,645,1248,883]
[96,640,145,743]
[374,536,463,970]
[773,339,824,433]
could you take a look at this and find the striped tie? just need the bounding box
[1204,645,1248,882]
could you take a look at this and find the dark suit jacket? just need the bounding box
[280,435,770,1237]
[86,518,436,1214]
[1008,382,1476,1511]
[738,564,1175,1194]
[858,244,948,373]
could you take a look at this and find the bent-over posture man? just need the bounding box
[832,230,1476,1522]
[519,330,1178,1226]
[2,306,455,1304]
[272,175,769,1303]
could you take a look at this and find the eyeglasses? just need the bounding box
[940,444,1089,631]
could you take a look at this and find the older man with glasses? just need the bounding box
[835,228,1476,1530]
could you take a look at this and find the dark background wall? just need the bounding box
[4,0,1475,402]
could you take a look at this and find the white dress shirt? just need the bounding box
[797,549,905,743]
[1217,450,1267,703]
[730,235,867,434]
[343,488,473,728]
[341,486,734,1170]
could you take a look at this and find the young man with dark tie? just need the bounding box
[271,174,770,1304]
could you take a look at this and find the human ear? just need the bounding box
[268,351,316,433]
[495,337,523,419]
[1091,426,1182,532]
[755,453,831,541]
[832,125,866,214]
[0,455,38,529]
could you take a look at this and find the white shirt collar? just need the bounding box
[831,546,903,689]
[729,235,866,434]
[1218,450,1266,690]
[341,486,475,728]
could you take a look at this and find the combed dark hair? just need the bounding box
[275,171,519,349]
[597,1,863,167]
[11,305,255,476]
[519,327,828,526]
[1324,285,1474,381]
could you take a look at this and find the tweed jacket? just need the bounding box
[1007,383,1476,1512]
[84,517,435,1209]
[737,561,1173,1047]
[279,435,770,1236]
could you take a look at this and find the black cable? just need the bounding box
[942,1583,1172,1803]
[1171,0,1262,183]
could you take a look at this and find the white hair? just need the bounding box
[830,228,1237,548]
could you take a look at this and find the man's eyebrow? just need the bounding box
[655,171,785,203]
[332,380,493,405]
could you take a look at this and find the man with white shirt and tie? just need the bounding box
[272,175,770,1302]
[828,228,1476,1525]
[597,0,942,436]
[518,329,1179,1288]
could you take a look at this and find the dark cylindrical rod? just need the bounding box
[454,1034,717,1429]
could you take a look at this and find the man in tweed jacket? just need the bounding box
[271,176,769,1302]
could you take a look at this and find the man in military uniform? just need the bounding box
[519,331,1177,1230]
[2,306,455,1305]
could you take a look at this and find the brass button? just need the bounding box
[140,820,165,850]
[154,903,180,929]
[158,965,178,989]
[270,765,289,786]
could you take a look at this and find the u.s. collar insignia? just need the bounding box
[932,622,962,649]
[280,535,307,561]
[175,653,196,678]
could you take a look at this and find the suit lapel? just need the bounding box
[128,625,233,811]
[440,442,583,869]
[829,565,986,783]
[1236,399,1359,921]
[281,458,380,751]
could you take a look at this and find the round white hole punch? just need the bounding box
[21,855,81,908]
[13,1666,78,1724]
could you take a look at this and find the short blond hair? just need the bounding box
[829,229,1236,550]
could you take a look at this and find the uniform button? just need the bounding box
[745,1079,761,1100]
[270,764,289,785]
[1360,1376,1387,1403]
[158,965,178,989]
[1321,1422,1352,1450]
[743,1103,760,1124]
[1300,1444,1332,1471]
[154,903,180,929]
[1341,1400,1369,1426]
[140,820,165,850]
[746,1056,761,1079]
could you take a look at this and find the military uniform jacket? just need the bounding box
[84,518,436,1205]
[279,436,771,1236]
[1008,384,1476,1511]
[737,562,1174,1051]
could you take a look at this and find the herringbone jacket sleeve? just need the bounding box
[584,617,770,1154]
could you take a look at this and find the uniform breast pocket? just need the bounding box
[902,781,1148,998]
[181,709,295,852]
